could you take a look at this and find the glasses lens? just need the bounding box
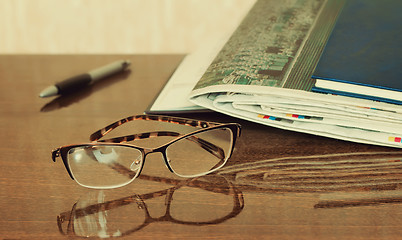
[67,145,143,189]
[166,127,233,177]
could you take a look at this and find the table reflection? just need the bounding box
[219,151,402,193]
[57,174,244,238]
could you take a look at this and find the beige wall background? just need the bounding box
[0,0,256,54]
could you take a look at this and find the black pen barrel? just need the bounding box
[56,74,92,94]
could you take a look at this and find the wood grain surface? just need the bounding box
[0,55,400,239]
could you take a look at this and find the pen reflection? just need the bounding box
[57,174,244,238]
[40,70,130,112]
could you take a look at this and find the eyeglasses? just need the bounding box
[57,174,244,237]
[52,115,241,189]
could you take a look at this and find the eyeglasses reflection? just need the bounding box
[57,174,244,238]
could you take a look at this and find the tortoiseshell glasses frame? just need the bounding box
[52,114,241,189]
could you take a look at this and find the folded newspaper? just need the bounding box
[149,0,402,148]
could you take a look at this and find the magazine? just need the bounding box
[149,0,402,148]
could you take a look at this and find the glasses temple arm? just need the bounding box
[96,131,180,143]
[52,148,60,162]
[89,114,220,142]
[186,135,225,160]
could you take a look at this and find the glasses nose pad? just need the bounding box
[130,155,142,171]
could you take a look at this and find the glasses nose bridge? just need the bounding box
[143,147,174,173]
[143,147,162,156]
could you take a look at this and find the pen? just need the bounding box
[39,60,131,98]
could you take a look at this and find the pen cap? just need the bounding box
[88,60,130,82]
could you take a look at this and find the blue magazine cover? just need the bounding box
[312,0,402,104]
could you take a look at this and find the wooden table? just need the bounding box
[0,55,401,240]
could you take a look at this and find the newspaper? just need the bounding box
[151,0,402,148]
[190,0,402,148]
